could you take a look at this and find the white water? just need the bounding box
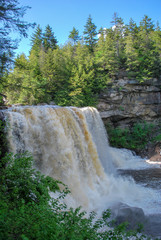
[3,105,161,215]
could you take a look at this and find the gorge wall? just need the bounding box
[97,78,161,127]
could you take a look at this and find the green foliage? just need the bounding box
[153,134,161,142]
[68,27,80,44]
[111,12,126,68]
[0,153,149,240]
[0,0,34,76]
[125,15,161,81]
[107,122,155,150]
[3,14,161,107]
[30,25,43,55]
[0,153,67,240]
[31,24,57,54]
[83,15,98,52]
[43,24,58,51]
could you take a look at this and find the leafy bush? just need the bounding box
[153,134,161,142]
[0,153,148,239]
[106,122,156,150]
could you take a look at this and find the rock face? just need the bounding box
[110,202,161,238]
[147,142,161,162]
[97,78,161,127]
[111,202,146,230]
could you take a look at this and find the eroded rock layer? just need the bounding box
[97,78,161,127]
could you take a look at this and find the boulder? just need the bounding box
[147,142,161,162]
[110,202,146,231]
[110,202,161,238]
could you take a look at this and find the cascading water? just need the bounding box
[2,105,161,215]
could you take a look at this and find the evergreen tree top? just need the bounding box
[83,15,98,51]
[68,27,80,44]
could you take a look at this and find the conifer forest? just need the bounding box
[1,4,161,107]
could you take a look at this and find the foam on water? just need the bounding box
[109,147,160,170]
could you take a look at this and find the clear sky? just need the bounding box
[15,0,161,56]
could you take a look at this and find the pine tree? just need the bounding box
[0,0,34,103]
[29,25,43,86]
[127,19,139,37]
[110,13,126,71]
[96,28,106,65]
[104,29,120,77]
[0,0,34,74]
[140,15,155,35]
[5,53,31,104]
[138,15,155,53]
[124,35,139,76]
[137,15,161,79]
[124,19,140,76]
[67,42,99,106]
[43,25,57,51]
[30,25,43,55]
[152,22,161,57]
[68,27,80,44]
[83,15,98,52]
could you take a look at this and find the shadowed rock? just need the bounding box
[110,202,161,239]
[98,78,161,127]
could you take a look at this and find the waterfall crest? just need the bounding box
[3,105,161,213]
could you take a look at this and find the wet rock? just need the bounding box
[110,202,161,238]
[110,202,146,231]
[148,142,161,162]
[144,214,161,239]
[118,168,161,190]
[0,106,8,110]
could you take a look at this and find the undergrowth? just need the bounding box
[106,121,161,151]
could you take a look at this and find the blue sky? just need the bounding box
[15,0,161,56]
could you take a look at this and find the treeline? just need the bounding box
[3,14,161,106]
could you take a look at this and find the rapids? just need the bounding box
[2,105,161,216]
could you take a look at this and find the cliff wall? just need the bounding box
[97,78,161,127]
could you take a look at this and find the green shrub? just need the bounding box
[106,122,156,150]
[153,134,161,142]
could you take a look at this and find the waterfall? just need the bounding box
[3,105,161,214]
